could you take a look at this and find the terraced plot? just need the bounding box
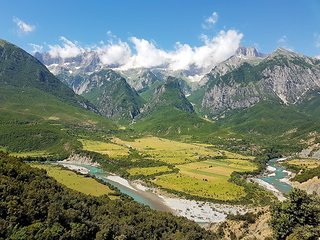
[31,164,116,197]
[128,166,172,176]
[80,139,129,158]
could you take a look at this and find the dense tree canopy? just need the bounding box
[270,189,320,240]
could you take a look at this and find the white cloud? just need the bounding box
[44,30,243,76]
[168,30,243,72]
[97,40,131,66]
[48,36,84,58]
[29,43,43,53]
[315,55,320,59]
[202,12,218,29]
[124,37,169,69]
[13,17,35,34]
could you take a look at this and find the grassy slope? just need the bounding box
[0,85,116,155]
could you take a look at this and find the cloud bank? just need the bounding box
[43,30,243,74]
[13,17,35,34]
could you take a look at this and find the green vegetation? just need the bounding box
[80,139,129,158]
[0,152,216,239]
[292,166,320,183]
[81,69,145,122]
[154,173,246,201]
[0,86,115,155]
[128,166,172,176]
[283,158,320,183]
[139,80,162,101]
[30,164,116,197]
[270,189,320,240]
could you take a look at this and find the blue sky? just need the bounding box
[1,0,320,60]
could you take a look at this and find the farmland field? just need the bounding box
[286,158,320,169]
[153,158,257,201]
[30,163,116,197]
[111,136,253,164]
[80,139,129,158]
[128,166,172,176]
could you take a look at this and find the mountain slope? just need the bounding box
[133,77,218,139]
[202,48,320,116]
[75,69,145,121]
[141,76,194,115]
[0,39,96,111]
[0,39,115,154]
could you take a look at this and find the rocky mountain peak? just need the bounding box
[236,46,264,58]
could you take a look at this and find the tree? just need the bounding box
[270,189,320,239]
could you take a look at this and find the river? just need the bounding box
[256,158,292,197]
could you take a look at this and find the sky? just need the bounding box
[1,0,320,72]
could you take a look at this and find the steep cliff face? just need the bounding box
[77,69,144,121]
[202,48,320,115]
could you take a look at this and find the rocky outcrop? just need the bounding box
[200,47,265,86]
[202,48,320,116]
[119,68,160,92]
[292,177,320,195]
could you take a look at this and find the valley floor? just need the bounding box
[57,161,249,223]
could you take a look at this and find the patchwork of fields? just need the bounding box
[81,136,258,201]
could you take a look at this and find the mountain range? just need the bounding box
[1,38,320,156]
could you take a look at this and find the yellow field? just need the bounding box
[31,164,115,197]
[287,159,320,169]
[128,166,172,176]
[153,158,257,201]
[112,136,253,164]
[80,139,129,158]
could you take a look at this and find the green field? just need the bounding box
[80,139,129,158]
[30,164,116,197]
[153,158,257,201]
[128,166,172,176]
